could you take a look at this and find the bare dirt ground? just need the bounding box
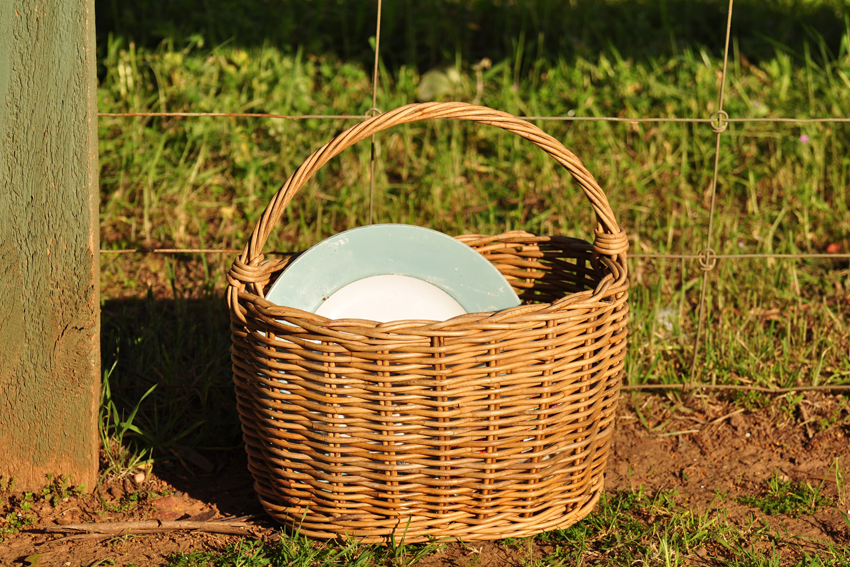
[608,394,849,541]
[2,394,847,567]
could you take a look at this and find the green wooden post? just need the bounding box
[0,0,100,491]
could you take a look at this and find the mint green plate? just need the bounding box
[266,224,521,318]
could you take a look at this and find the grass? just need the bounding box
[737,473,834,518]
[99,357,157,479]
[160,486,850,566]
[89,0,850,564]
[165,523,447,567]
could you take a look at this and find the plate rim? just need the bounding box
[266,224,521,317]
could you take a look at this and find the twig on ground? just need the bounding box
[48,533,116,544]
[710,407,746,425]
[39,519,258,537]
[652,429,701,438]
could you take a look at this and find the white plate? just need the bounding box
[314,274,467,322]
[266,224,521,320]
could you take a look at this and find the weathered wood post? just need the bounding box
[0,0,100,491]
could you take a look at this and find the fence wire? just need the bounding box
[98,0,850,395]
[99,113,850,124]
[99,248,850,260]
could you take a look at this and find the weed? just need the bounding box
[737,473,833,517]
[20,493,33,513]
[736,391,773,412]
[167,540,270,567]
[39,474,85,508]
[166,549,217,567]
[382,526,448,567]
[817,398,850,433]
[0,476,16,507]
[502,537,525,549]
[102,489,149,514]
[779,392,806,425]
[99,355,157,479]
[0,477,16,493]
[830,458,847,510]
[0,509,35,536]
[0,492,37,543]
[165,533,375,567]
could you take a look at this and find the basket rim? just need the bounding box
[231,230,629,333]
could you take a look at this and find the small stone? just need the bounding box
[132,472,146,486]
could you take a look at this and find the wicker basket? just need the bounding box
[226,102,629,543]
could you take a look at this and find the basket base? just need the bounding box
[252,478,604,544]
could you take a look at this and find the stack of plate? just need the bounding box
[266,224,521,322]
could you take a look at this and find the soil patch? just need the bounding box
[606,393,849,543]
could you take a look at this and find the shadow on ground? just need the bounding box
[101,291,259,517]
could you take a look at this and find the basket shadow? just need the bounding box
[101,294,264,519]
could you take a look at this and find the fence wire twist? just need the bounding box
[98,0,849,395]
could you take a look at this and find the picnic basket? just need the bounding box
[226,102,629,543]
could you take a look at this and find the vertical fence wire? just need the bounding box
[368,0,383,225]
[687,0,736,387]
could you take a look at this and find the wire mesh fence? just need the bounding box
[98,0,849,394]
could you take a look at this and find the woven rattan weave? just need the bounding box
[226,102,629,542]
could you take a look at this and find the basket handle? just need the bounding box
[240,102,627,264]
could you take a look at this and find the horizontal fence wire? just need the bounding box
[98,112,364,120]
[97,112,850,124]
[107,383,850,393]
[99,249,850,259]
[633,253,850,259]
[621,384,850,393]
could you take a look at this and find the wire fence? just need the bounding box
[98,0,849,395]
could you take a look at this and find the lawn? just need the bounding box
[10,0,850,564]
